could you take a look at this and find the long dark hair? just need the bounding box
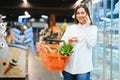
[74,4,93,25]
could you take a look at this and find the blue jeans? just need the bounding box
[62,71,90,80]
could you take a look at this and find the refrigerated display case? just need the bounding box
[0,23,28,79]
[91,0,119,80]
[0,44,28,79]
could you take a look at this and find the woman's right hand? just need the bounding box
[83,14,90,25]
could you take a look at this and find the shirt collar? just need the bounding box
[77,23,89,28]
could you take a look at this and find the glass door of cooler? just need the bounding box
[91,0,119,80]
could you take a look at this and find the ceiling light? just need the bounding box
[24,11,29,16]
[18,11,31,19]
[23,0,28,3]
[19,15,31,18]
[39,18,45,22]
[75,0,82,6]
[29,18,35,22]
[41,15,48,19]
[1,16,6,19]
[72,14,75,19]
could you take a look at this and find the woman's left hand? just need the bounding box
[68,37,78,43]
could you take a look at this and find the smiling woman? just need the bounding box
[74,4,92,25]
[61,3,98,80]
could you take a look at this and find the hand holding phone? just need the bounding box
[84,14,90,25]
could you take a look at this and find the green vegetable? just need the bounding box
[58,42,73,56]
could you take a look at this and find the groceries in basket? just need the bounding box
[40,41,73,71]
[58,41,73,56]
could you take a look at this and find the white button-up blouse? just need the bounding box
[61,23,98,74]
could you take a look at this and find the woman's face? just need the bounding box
[76,7,87,25]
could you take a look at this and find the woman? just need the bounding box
[61,4,98,80]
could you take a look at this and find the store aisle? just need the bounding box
[28,54,63,80]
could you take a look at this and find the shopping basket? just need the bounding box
[40,43,70,71]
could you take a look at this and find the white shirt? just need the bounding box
[61,23,98,74]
